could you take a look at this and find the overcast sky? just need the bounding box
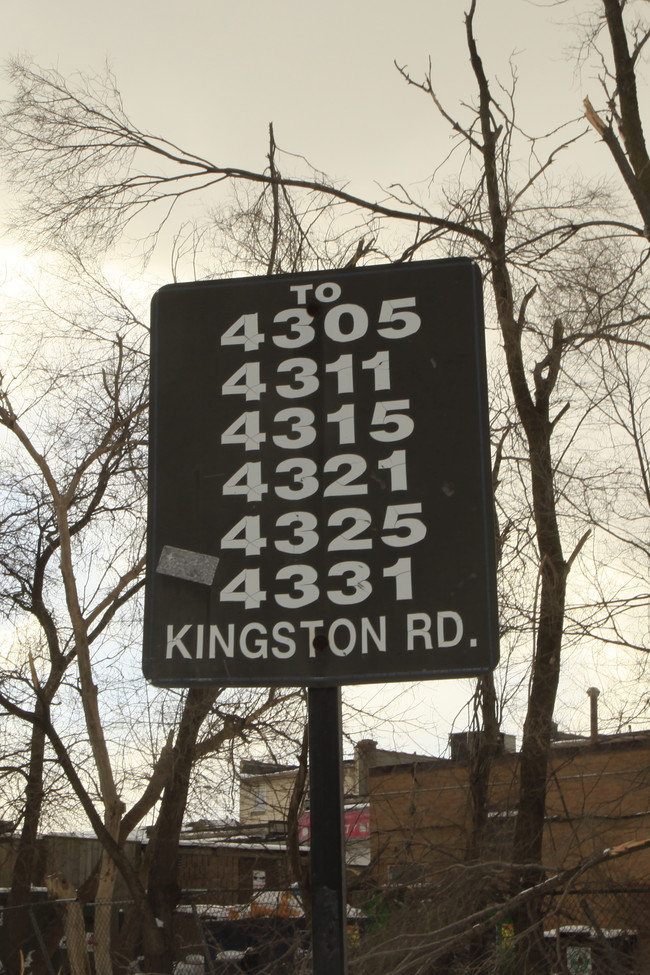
[2,1,599,192]
[1,0,628,755]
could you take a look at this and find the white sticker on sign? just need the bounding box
[157,546,219,586]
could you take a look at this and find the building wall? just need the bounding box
[239,763,358,825]
[239,771,297,826]
[0,833,140,897]
[369,735,650,888]
[0,834,294,907]
[238,743,431,827]
[177,845,293,903]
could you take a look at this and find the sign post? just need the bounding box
[308,685,347,974]
[144,258,498,975]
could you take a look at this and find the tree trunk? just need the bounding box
[45,873,91,975]
[144,688,217,972]
[93,803,123,975]
[465,674,500,865]
[465,6,568,964]
[286,722,311,924]
[6,711,48,974]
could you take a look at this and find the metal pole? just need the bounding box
[29,906,58,975]
[308,684,348,975]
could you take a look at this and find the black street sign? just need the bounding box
[143,258,498,686]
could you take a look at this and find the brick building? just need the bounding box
[368,725,650,970]
[237,739,432,876]
[369,728,650,887]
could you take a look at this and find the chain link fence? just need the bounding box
[0,890,311,974]
[1,883,649,973]
[348,882,650,975]
[542,885,650,975]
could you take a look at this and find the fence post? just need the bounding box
[29,906,57,975]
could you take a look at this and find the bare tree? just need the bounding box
[584,0,650,235]
[2,3,650,973]
[0,259,150,970]
[0,256,305,973]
